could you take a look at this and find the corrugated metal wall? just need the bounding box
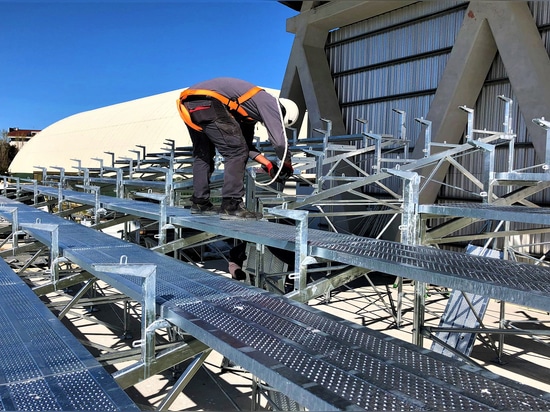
[328,2,465,138]
[327,2,467,198]
[326,1,550,254]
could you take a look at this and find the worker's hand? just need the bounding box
[262,160,279,179]
[278,161,293,181]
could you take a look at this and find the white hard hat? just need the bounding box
[279,98,299,127]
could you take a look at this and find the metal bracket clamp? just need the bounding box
[33,166,48,183]
[134,192,171,246]
[415,117,432,157]
[103,167,124,198]
[313,118,333,151]
[267,208,311,296]
[459,105,475,142]
[92,258,158,379]
[91,157,105,177]
[466,138,496,202]
[381,169,422,339]
[0,206,22,249]
[383,169,420,242]
[20,221,63,289]
[75,184,105,223]
[533,117,550,172]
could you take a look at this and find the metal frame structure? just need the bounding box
[1,193,550,410]
[1,93,550,407]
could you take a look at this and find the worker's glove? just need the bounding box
[229,262,246,281]
[262,160,279,179]
[278,161,293,181]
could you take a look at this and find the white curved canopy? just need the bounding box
[10,87,283,175]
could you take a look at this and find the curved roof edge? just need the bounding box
[10,87,284,175]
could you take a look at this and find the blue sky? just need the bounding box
[0,1,298,132]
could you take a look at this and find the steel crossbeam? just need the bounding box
[420,202,550,225]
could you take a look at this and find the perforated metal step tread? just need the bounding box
[1,197,550,411]
[14,186,550,313]
[0,256,139,411]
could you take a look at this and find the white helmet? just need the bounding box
[279,98,299,127]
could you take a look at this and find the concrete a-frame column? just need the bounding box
[413,2,550,205]
[487,2,550,160]
[282,1,414,136]
[281,2,414,234]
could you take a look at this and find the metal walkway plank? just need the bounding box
[1,198,550,410]
[0,255,139,411]
[12,187,550,313]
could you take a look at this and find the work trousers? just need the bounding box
[184,98,250,203]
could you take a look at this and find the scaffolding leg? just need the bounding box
[157,349,212,411]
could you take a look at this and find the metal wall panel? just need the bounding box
[327,1,550,192]
[328,1,467,43]
[328,2,467,143]
[326,1,550,254]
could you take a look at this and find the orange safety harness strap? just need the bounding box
[177,86,263,131]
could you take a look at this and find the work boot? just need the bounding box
[190,201,217,215]
[219,198,262,220]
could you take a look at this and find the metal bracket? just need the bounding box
[134,192,170,246]
[267,208,310,298]
[20,221,62,289]
[93,258,158,379]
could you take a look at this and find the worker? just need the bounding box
[177,77,299,220]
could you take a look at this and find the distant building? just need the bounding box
[6,127,40,149]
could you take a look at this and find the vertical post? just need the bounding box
[393,109,408,160]
[116,168,124,198]
[268,208,309,295]
[459,105,474,143]
[313,119,331,188]
[166,153,175,207]
[92,261,158,379]
[159,195,168,246]
[141,266,156,373]
[129,149,142,169]
[71,159,82,176]
[92,158,104,177]
[320,118,332,151]
[34,166,47,184]
[104,152,115,168]
[415,117,432,158]
[83,168,90,187]
[386,170,422,343]
[356,119,369,174]
[294,211,308,292]
[374,134,382,173]
[0,207,21,249]
[497,95,515,172]
[467,139,495,203]
[532,117,550,172]
[11,207,19,249]
[31,180,38,205]
[364,132,383,174]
